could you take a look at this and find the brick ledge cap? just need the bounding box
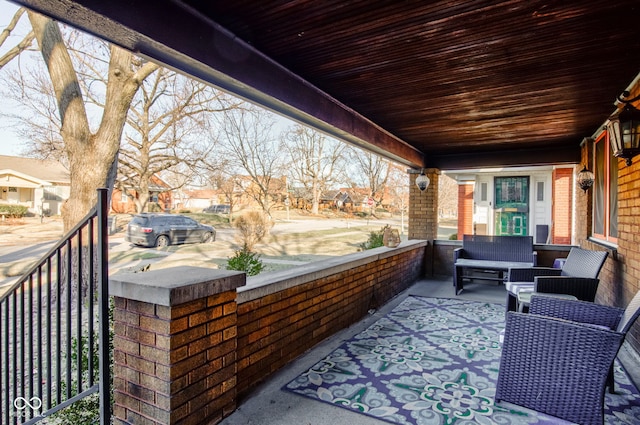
[109,266,245,306]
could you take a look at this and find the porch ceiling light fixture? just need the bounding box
[576,166,594,192]
[415,169,430,192]
[608,90,640,166]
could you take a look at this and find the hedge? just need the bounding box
[0,204,29,218]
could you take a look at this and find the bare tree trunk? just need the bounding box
[134,178,151,213]
[311,179,320,215]
[28,11,158,230]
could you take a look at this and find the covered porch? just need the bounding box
[107,238,639,424]
[6,1,640,424]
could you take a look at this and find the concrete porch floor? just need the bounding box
[220,276,640,425]
[220,277,509,425]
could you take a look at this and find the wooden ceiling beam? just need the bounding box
[15,0,425,168]
[427,144,581,170]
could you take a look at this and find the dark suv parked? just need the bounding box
[126,213,216,248]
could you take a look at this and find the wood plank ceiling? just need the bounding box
[15,0,640,169]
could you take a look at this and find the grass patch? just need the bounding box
[183,212,233,228]
[258,227,371,257]
[140,257,223,272]
[109,250,167,263]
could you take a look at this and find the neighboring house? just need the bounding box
[233,175,288,209]
[444,165,574,244]
[340,187,373,212]
[317,188,372,213]
[0,155,70,216]
[318,189,344,210]
[111,174,173,214]
[288,186,312,210]
[176,189,227,210]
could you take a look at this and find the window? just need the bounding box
[536,181,544,202]
[593,131,618,242]
[480,182,488,202]
[44,186,65,201]
[121,191,129,203]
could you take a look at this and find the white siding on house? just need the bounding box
[450,167,555,239]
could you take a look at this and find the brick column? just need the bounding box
[457,181,474,239]
[552,167,573,244]
[110,267,245,425]
[408,168,439,277]
[408,168,440,240]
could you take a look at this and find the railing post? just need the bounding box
[109,267,245,424]
[97,188,111,425]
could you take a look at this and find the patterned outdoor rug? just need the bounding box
[284,296,640,424]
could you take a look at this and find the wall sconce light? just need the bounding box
[576,166,594,192]
[415,169,430,192]
[608,90,640,166]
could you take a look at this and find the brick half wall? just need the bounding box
[235,240,427,398]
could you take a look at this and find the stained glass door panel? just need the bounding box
[494,176,529,236]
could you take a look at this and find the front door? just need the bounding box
[494,176,529,236]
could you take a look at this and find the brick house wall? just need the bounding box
[576,139,640,355]
[609,155,640,352]
[111,188,172,214]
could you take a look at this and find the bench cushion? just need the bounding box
[455,259,534,271]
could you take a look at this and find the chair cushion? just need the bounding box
[505,281,535,295]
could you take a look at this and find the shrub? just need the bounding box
[448,233,458,240]
[233,211,272,250]
[0,204,28,218]
[226,245,265,276]
[359,225,388,250]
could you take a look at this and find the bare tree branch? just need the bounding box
[348,147,391,208]
[0,8,35,69]
[217,106,285,215]
[118,69,236,212]
[284,124,346,214]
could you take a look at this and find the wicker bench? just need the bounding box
[453,235,537,295]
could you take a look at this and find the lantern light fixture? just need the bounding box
[608,91,640,166]
[415,169,430,192]
[576,166,594,192]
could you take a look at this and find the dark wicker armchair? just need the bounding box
[505,247,608,311]
[496,292,640,425]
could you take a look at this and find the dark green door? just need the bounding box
[494,176,529,236]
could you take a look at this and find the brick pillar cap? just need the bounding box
[109,266,245,306]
